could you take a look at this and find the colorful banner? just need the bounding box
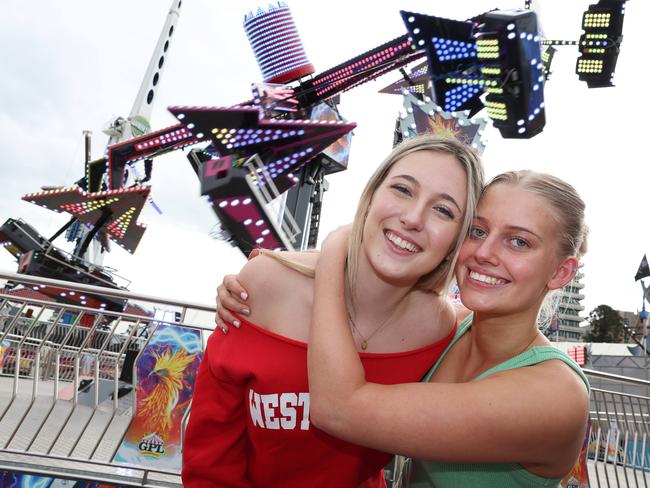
[113,323,203,470]
[0,338,9,370]
[0,470,116,487]
[561,419,590,487]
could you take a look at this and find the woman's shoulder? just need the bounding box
[493,353,589,434]
[237,251,316,337]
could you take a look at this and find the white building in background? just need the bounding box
[556,268,587,342]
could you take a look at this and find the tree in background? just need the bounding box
[584,305,625,343]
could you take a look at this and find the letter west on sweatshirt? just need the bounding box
[249,389,310,430]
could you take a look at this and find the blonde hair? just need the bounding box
[348,134,484,295]
[257,249,316,278]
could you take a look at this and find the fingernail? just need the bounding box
[221,327,228,334]
[242,308,250,316]
[233,320,240,328]
[240,292,248,301]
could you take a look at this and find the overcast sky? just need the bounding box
[1,0,647,320]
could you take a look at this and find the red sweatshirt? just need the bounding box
[182,316,455,488]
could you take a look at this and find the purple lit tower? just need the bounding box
[243,2,315,84]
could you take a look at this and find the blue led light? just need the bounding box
[444,83,481,112]
[433,38,476,61]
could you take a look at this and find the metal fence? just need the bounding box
[584,369,650,488]
[0,270,215,487]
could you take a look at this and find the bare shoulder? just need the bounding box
[492,358,588,424]
[238,252,288,292]
[237,251,315,337]
[239,252,314,298]
[528,358,589,407]
[405,292,456,345]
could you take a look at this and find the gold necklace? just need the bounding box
[347,309,395,351]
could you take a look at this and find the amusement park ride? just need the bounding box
[0,0,629,308]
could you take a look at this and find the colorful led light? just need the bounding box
[243,3,314,83]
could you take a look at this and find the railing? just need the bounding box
[584,368,650,487]
[0,270,215,487]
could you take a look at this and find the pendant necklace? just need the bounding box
[347,309,395,351]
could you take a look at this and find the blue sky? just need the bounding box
[1,0,647,317]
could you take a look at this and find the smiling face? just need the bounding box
[455,183,578,317]
[360,150,468,288]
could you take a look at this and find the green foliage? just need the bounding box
[584,304,625,343]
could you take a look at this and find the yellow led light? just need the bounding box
[487,111,508,121]
[481,67,501,75]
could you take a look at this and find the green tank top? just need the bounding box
[404,314,590,488]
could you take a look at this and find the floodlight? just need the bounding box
[576,0,627,87]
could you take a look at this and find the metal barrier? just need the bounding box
[584,368,650,487]
[0,270,215,487]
